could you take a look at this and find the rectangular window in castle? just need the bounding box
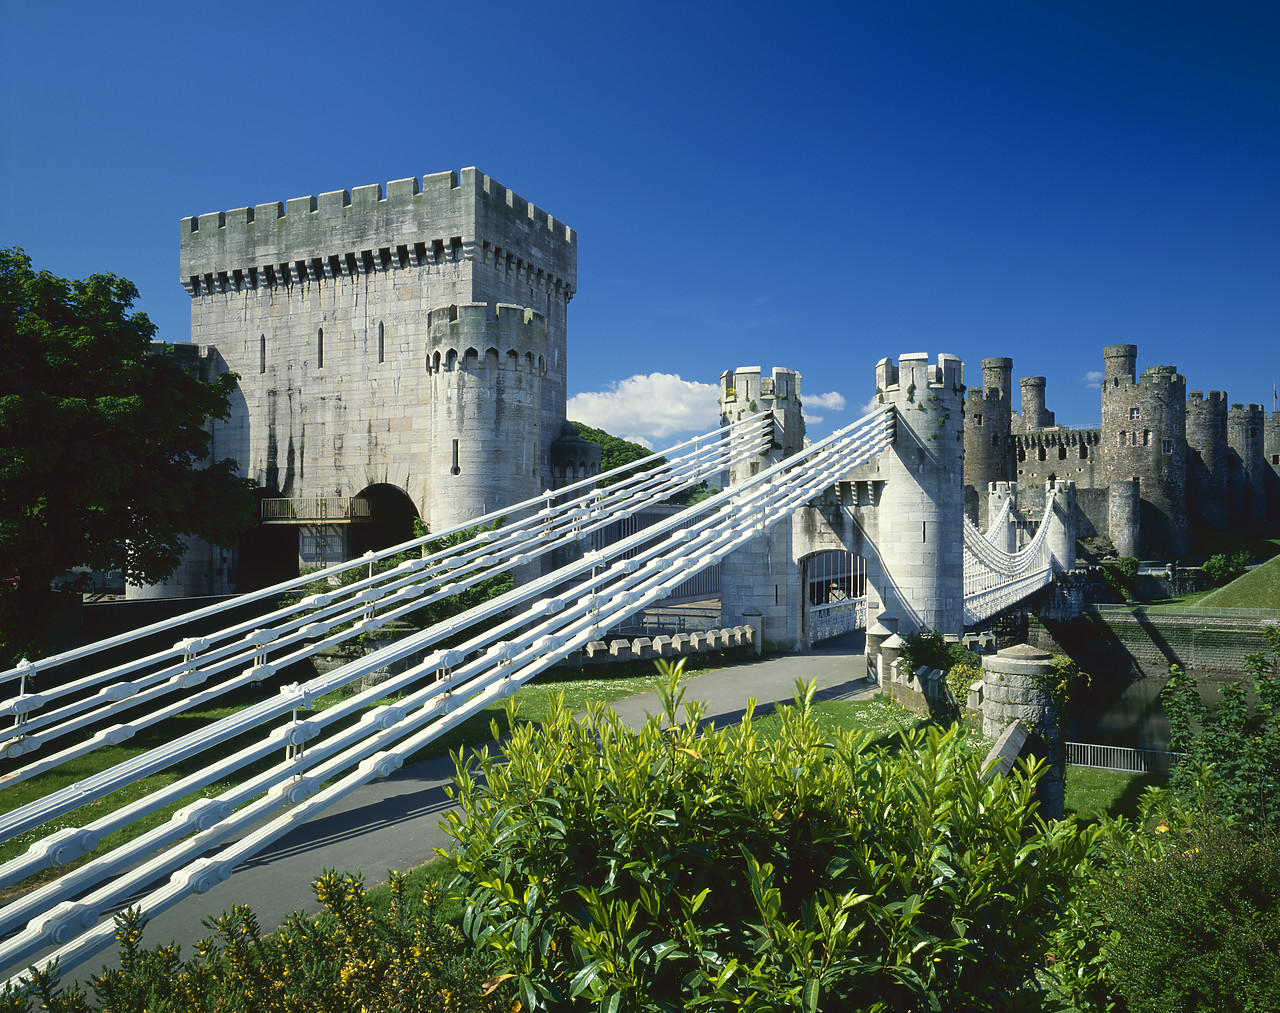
[451,439,461,476]
[259,335,266,374]
[1129,407,1140,420]
[1273,454,1279,465]
[317,328,324,369]
[1162,438,1173,454]
[1118,433,1126,447]
[1143,430,1151,446]
[975,414,983,427]
[1128,431,1138,446]
[378,322,384,364]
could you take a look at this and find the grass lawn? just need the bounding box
[1064,765,1166,822]
[1197,551,1280,609]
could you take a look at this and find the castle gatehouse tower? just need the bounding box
[144,169,577,596]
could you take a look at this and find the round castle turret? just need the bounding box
[1185,391,1228,530]
[425,302,550,529]
[1103,344,1138,388]
[719,366,805,485]
[964,357,1014,525]
[873,353,965,636]
[718,366,805,645]
[1101,359,1187,557]
[1226,403,1267,523]
[1018,376,1054,432]
[1267,411,1280,521]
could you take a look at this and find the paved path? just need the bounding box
[14,636,873,986]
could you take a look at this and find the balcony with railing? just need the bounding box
[261,496,372,524]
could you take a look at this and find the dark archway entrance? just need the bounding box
[348,484,421,557]
[234,488,304,591]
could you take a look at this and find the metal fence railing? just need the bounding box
[1065,741,1183,776]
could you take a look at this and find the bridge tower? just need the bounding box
[868,353,966,638]
[718,366,805,647]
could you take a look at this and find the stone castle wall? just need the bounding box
[965,342,1277,559]
[182,168,577,537]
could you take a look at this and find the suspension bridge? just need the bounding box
[0,353,1076,983]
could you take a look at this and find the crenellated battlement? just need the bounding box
[180,168,576,298]
[876,352,963,394]
[1227,403,1264,419]
[1102,363,1185,397]
[1013,428,1099,450]
[424,302,549,374]
[1188,390,1227,405]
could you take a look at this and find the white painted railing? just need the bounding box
[0,406,896,982]
[807,597,868,643]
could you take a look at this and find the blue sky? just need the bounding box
[3,1,1276,448]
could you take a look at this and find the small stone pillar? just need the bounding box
[742,607,763,656]
[864,611,898,684]
[879,633,904,685]
[980,644,1064,819]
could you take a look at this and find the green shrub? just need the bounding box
[1162,627,1280,833]
[1,870,513,1013]
[1114,556,1138,583]
[1099,820,1280,1012]
[1202,550,1252,587]
[445,663,1094,1012]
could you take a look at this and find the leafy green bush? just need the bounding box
[1114,556,1138,583]
[1099,819,1280,1012]
[1202,550,1252,587]
[898,628,971,674]
[1162,627,1280,833]
[1,870,513,1013]
[445,663,1093,1012]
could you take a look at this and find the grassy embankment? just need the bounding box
[1196,550,1280,608]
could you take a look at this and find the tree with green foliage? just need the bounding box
[445,664,1094,1012]
[571,421,715,505]
[1202,550,1252,587]
[1162,626,1280,833]
[0,248,255,665]
[570,422,658,486]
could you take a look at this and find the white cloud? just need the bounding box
[1082,370,1103,390]
[803,413,824,426]
[567,373,721,446]
[805,390,846,412]
[861,395,882,415]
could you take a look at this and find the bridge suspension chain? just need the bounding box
[1,407,893,981]
[961,497,1057,625]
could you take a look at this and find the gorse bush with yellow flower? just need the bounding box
[1,870,516,1013]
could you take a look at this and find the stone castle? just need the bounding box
[139,169,1276,597]
[963,347,1280,558]
[134,169,600,596]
